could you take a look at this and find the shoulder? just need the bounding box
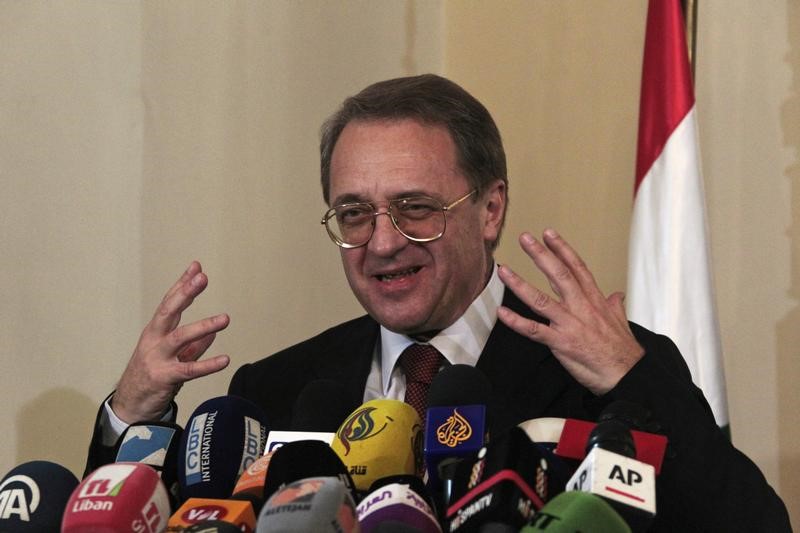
[227,314,379,429]
[254,313,378,367]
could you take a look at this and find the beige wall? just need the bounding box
[1,0,796,525]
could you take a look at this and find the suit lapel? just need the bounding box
[309,288,584,432]
[477,288,583,433]
[309,314,379,406]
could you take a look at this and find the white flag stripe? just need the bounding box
[627,106,729,426]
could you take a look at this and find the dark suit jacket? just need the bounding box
[226,289,790,532]
[87,289,790,531]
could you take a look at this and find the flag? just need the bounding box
[626,0,729,429]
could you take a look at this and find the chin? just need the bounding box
[368,309,433,335]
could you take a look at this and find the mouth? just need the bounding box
[375,266,422,282]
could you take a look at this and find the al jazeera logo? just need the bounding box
[436,408,473,448]
[335,406,390,456]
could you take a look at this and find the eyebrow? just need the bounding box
[331,189,439,207]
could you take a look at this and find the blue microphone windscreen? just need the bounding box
[0,460,79,532]
[178,395,269,500]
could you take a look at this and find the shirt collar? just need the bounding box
[379,263,504,395]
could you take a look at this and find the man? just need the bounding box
[88,74,789,530]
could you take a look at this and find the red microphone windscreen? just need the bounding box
[61,462,170,533]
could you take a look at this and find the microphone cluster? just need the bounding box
[0,371,666,532]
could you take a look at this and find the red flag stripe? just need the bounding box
[634,0,695,194]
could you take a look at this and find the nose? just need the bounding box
[367,210,408,257]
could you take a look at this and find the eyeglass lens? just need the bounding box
[328,197,445,246]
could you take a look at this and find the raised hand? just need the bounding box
[497,229,644,395]
[111,261,231,423]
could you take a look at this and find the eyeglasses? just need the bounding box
[321,189,477,248]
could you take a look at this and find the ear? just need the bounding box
[481,179,507,243]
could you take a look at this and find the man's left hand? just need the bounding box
[497,228,644,395]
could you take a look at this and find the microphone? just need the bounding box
[565,410,656,532]
[291,379,359,432]
[115,421,183,508]
[261,440,356,502]
[256,476,359,532]
[265,379,356,453]
[366,475,438,519]
[0,460,79,531]
[178,395,269,500]
[168,497,256,532]
[521,491,632,532]
[372,521,428,533]
[180,519,244,532]
[554,418,667,474]
[446,426,569,532]
[231,452,276,509]
[424,365,490,506]
[357,480,441,533]
[517,418,566,449]
[331,399,423,493]
[61,462,171,532]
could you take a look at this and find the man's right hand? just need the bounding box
[110,261,231,424]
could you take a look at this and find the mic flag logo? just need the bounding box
[180,504,229,523]
[436,408,473,448]
[117,425,178,466]
[336,406,389,456]
[184,411,215,486]
[79,464,136,499]
[0,475,40,522]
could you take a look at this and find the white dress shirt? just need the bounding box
[363,263,504,402]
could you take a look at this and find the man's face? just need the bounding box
[328,119,505,335]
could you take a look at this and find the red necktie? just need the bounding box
[399,343,444,422]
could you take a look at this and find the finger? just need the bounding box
[517,232,584,303]
[165,313,230,354]
[149,271,210,335]
[540,229,606,304]
[162,261,203,303]
[174,354,231,383]
[496,305,556,345]
[176,332,217,363]
[497,264,569,325]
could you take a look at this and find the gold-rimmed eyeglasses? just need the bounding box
[321,189,477,248]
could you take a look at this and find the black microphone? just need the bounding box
[0,460,79,531]
[178,395,269,500]
[566,402,657,532]
[265,379,357,453]
[446,426,569,532]
[262,440,356,502]
[232,379,354,509]
[291,379,359,432]
[424,364,490,509]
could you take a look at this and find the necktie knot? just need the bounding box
[399,343,443,422]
